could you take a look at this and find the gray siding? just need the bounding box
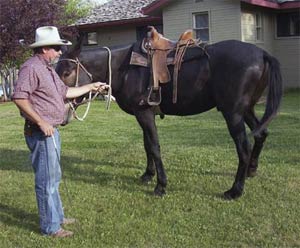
[96,26,137,47]
[162,0,241,43]
[274,38,300,88]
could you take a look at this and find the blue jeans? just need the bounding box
[25,128,64,235]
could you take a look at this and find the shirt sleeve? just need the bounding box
[12,65,39,100]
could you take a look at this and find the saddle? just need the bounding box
[130,26,207,105]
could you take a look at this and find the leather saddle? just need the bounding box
[130,26,206,105]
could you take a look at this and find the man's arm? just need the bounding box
[14,99,55,136]
[66,82,108,99]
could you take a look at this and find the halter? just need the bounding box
[57,50,113,121]
[58,58,93,87]
[57,58,97,121]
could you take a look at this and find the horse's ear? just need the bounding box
[68,33,84,58]
[147,26,159,41]
[178,29,193,41]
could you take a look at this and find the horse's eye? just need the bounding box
[63,71,71,77]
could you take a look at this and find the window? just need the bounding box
[193,12,209,42]
[83,32,98,45]
[241,12,263,42]
[277,12,300,37]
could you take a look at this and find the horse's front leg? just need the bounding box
[140,132,156,184]
[222,112,251,200]
[135,109,167,196]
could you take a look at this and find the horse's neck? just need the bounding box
[107,44,133,92]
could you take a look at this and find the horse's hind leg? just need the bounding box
[244,109,268,177]
[222,112,251,200]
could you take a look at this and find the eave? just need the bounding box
[76,16,162,31]
[241,0,300,9]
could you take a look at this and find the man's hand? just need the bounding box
[90,82,110,94]
[38,119,55,137]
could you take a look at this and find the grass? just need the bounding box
[0,90,299,247]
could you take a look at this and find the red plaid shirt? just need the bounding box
[13,54,68,126]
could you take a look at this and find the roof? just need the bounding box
[142,0,300,14]
[76,0,300,28]
[76,0,159,27]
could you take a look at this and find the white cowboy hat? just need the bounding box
[29,26,72,48]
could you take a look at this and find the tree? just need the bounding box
[0,0,91,100]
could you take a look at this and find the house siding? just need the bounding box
[274,38,300,88]
[162,0,241,43]
[162,0,300,88]
[95,26,137,47]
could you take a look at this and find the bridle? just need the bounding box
[57,52,112,121]
[58,57,93,87]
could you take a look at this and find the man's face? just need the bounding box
[42,46,62,63]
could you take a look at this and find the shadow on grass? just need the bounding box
[0,148,237,198]
[0,203,39,233]
[0,149,147,193]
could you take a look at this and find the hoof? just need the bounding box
[154,185,166,197]
[223,187,243,200]
[140,173,154,184]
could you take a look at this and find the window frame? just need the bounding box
[193,12,210,42]
[83,32,98,46]
[276,11,300,38]
[241,11,264,43]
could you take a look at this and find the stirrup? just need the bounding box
[147,87,161,106]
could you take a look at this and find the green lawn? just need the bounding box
[0,90,299,247]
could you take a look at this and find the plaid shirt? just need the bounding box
[13,54,68,126]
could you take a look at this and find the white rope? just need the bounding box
[102,46,112,110]
[68,91,92,121]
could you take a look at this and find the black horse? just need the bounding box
[56,29,282,199]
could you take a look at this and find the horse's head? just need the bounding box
[56,39,94,125]
[56,35,93,88]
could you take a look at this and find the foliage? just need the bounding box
[0,0,91,100]
[0,91,299,247]
[63,0,91,26]
[0,0,91,67]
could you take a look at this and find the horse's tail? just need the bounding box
[252,52,283,136]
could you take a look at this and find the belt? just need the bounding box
[24,120,58,136]
[24,120,41,132]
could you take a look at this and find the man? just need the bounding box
[13,26,108,238]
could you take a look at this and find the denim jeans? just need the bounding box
[25,128,64,235]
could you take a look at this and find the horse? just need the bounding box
[56,27,282,200]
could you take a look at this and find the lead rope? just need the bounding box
[68,91,93,121]
[68,58,95,121]
[102,46,112,110]
[51,135,83,233]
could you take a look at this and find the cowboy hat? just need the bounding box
[29,26,72,48]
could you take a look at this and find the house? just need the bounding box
[76,0,300,88]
